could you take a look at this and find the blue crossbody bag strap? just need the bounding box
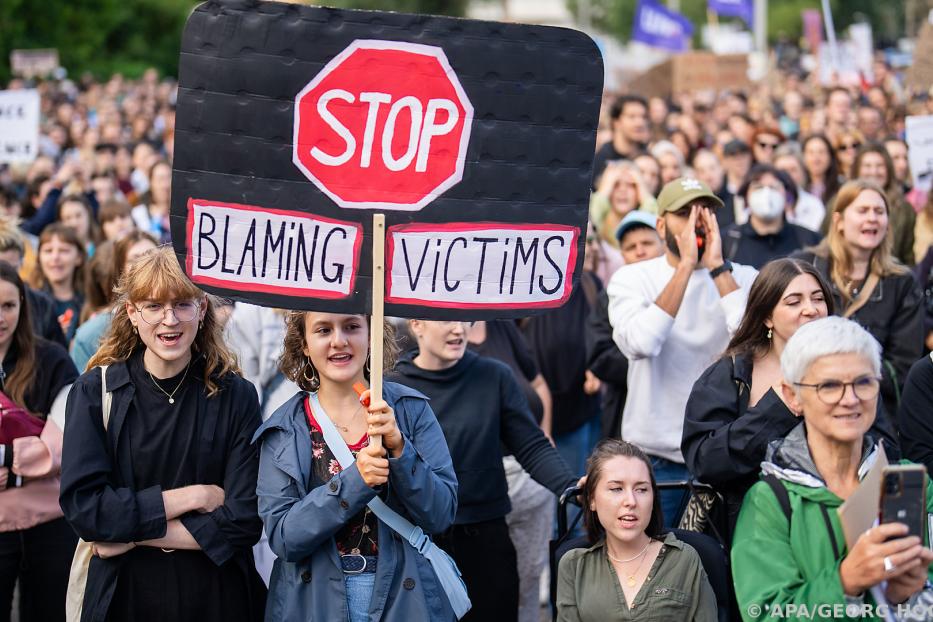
[308,393,471,619]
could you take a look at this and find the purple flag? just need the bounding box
[708,0,754,28]
[632,0,694,52]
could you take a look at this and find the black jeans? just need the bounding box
[0,518,77,622]
[435,517,518,622]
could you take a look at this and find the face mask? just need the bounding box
[748,187,786,221]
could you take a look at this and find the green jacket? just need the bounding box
[732,423,933,622]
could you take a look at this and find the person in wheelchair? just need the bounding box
[556,439,717,621]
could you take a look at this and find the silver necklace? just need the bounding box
[147,360,191,404]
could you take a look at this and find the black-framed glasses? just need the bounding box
[135,301,199,325]
[757,141,778,150]
[793,375,881,404]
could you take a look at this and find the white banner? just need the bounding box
[185,199,362,299]
[906,115,933,193]
[386,223,578,309]
[0,89,40,164]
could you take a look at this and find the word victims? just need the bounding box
[186,200,362,298]
[386,223,578,308]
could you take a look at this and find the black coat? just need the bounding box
[585,289,628,440]
[682,352,901,535]
[723,220,821,269]
[794,250,924,422]
[25,286,67,348]
[59,361,264,622]
[899,355,933,474]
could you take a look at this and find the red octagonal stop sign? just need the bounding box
[293,39,474,211]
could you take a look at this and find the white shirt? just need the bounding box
[787,189,826,233]
[606,255,758,462]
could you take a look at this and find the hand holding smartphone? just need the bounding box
[880,465,927,542]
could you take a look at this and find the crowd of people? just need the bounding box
[1,47,933,622]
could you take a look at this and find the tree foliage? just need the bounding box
[1,0,467,85]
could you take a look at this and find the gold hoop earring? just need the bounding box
[302,358,320,391]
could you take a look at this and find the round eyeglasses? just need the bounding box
[793,375,881,405]
[134,301,199,325]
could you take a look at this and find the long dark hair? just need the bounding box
[582,439,665,545]
[0,262,36,409]
[802,134,842,203]
[725,258,835,359]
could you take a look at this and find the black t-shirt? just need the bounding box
[468,320,543,423]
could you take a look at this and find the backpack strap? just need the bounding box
[762,474,792,524]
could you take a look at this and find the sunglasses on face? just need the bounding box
[838,142,861,151]
[757,141,779,150]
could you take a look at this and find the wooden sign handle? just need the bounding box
[368,214,385,452]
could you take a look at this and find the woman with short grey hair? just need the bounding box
[732,317,933,621]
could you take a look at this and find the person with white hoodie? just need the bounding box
[607,177,757,526]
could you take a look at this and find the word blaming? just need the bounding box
[293,40,473,211]
[386,223,578,309]
[185,200,361,298]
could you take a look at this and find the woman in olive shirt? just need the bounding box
[556,440,716,621]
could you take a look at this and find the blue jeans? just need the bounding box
[650,456,690,529]
[345,572,376,622]
[554,414,601,537]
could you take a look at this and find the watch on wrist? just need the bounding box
[709,260,733,279]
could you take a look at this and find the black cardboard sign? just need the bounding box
[172,0,603,318]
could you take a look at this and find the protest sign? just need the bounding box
[906,115,933,193]
[631,0,694,53]
[9,49,59,79]
[0,90,40,164]
[172,0,603,319]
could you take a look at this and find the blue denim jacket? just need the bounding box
[252,382,458,621]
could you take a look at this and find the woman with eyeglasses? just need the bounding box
[801,134,842,206]
[732,317,933,622]
[682,259,899,538]
[750,126,785,165]
[793,179,923,424]
[60,246,266,622]
[832,129,865,180]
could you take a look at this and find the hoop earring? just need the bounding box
[766,327,772,340]
[302,358,320,391]
[364,356,371,378]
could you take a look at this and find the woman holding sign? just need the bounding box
[59,247,266,622]
[253,311,459,621]
[731,317,933,621]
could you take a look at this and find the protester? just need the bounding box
[592,95,649,185]
[773,146,826,233]
[70,231,157,371]
[750,126,785,165]
[586,211,664,441]
[97,199,137,241]
[0,218,67,347]
[794,179,923,421]
[651,140,687,186]
[801,134,842,205]
[833,128,865,179]
[131,160,172,244]
[606,177,757,525]
[29,224,87,343]
[719,140,753,228]
[556,439,717,621]
[390,319,578,622]
[253,312,458,621]
[56,194,101,257]
[0,262,79,622]
[723,165,820,268]
[731,317,933,621]
[682,259,899,535]
[589,161,652,283]
[467,320,554,622]
[852,144,916,265]
[60,247,266,621]
[899,354,933,474]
